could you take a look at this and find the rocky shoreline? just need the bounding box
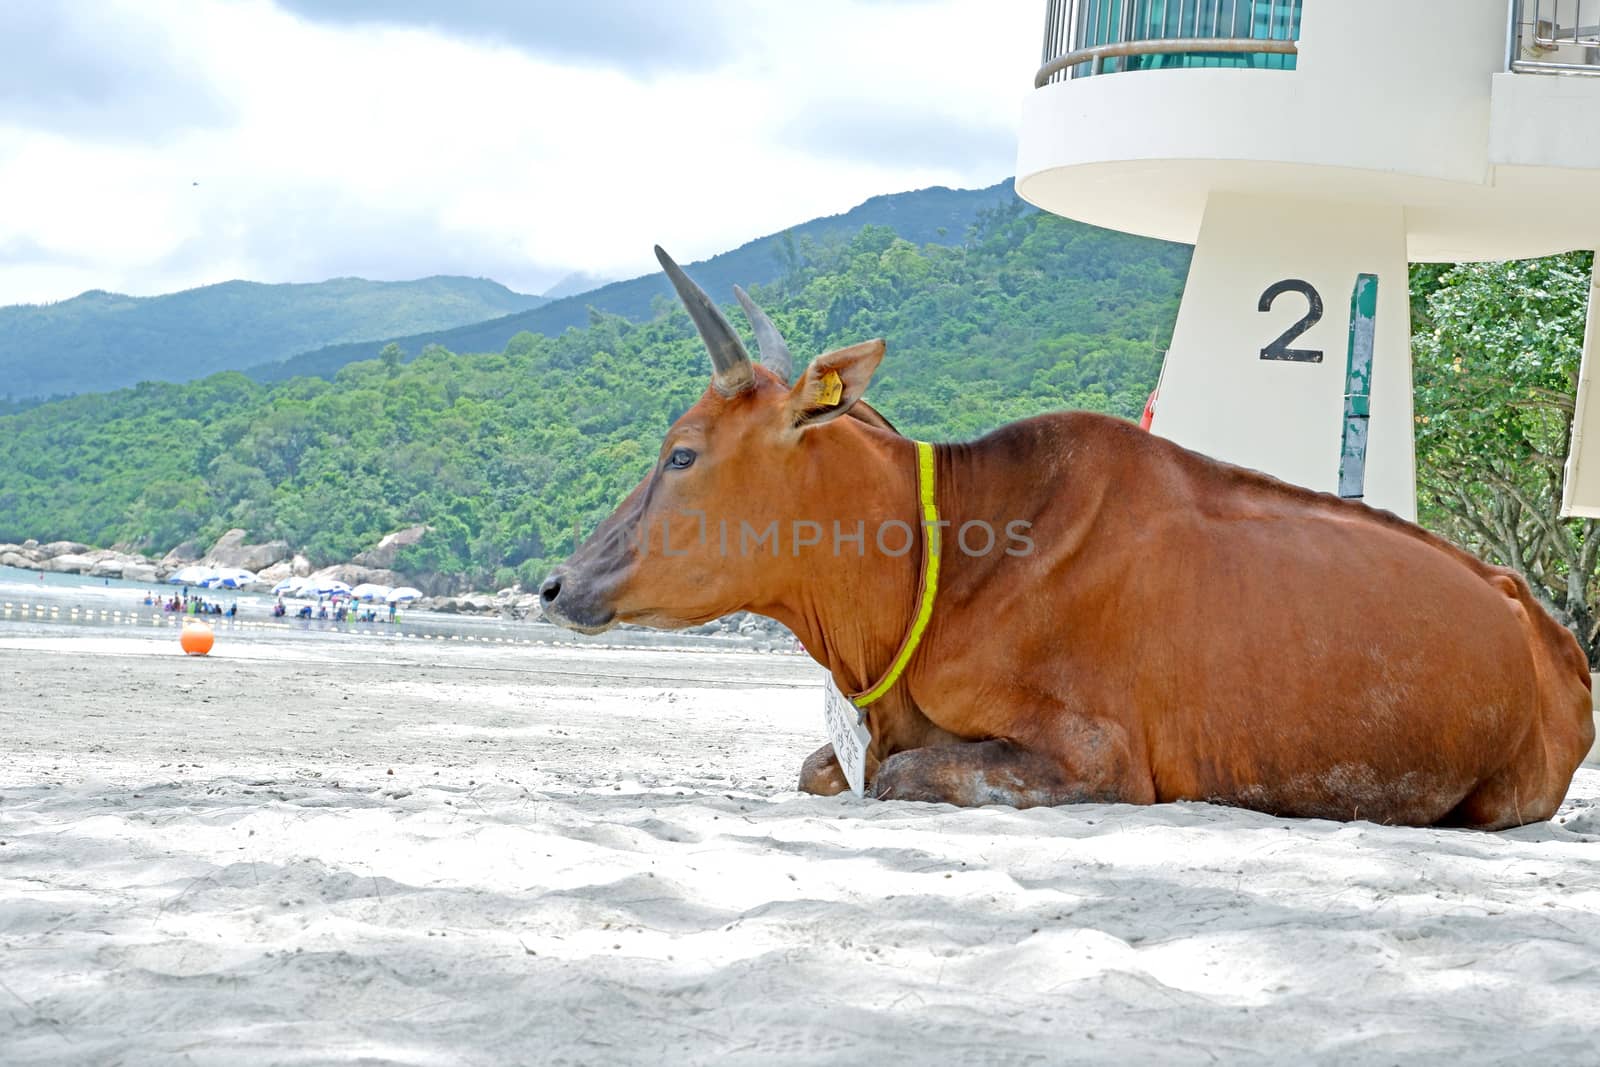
[2,530,379,595]
[0,528,520,618]
[0,527,796,642]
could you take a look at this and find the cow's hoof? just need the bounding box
[870,750,945,804]
[798,743,849,796]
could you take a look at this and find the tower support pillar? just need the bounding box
[1150,191,1416,519]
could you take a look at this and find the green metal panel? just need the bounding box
[1338,274,1380,501]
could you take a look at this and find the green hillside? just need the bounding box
[0,276,546,399]
[0,205,1190,591]
[251,181,1027,384]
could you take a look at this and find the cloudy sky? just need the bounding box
[0,0,1037,306]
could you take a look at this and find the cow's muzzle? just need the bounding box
[539,569,616,634]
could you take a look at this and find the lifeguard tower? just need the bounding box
[1016,0,1600,520]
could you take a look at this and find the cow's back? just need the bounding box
[949,412,1593,826]
[1126,419,1591,824]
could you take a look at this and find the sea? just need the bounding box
[0,565,771,653]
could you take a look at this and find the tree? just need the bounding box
[379,342,404,377]
[1411,252,1600,664]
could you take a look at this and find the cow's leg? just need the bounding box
[798,743,850,796]
[871,739,1134,808]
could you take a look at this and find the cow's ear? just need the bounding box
[784,339,884,431]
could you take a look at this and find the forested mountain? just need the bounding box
[251,181,1027,384]
[1,181,1018,400]
[0,276,546,399]
[0,204,1190,590]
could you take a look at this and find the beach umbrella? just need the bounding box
[204,567,257,589]
[386,586,423,603]
[270,577,301,595]
[350,583,392,601]
[219,569,257,589]
[313,578,352,596]
[168,564,217,585]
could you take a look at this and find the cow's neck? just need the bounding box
[751,425,935,700]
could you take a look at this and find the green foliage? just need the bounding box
[1411,252,1600,661]
[0,211,1188,589]
[0,277,546,399]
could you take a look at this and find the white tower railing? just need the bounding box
[1039,0,1302,85]
[1039,2,1600,86]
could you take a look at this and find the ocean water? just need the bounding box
[0,565,774,654]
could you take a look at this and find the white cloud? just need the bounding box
[0,4,233,138]
[273,0,743,75]
[0,0,1037,306]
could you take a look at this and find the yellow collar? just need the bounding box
[850,440,941,708]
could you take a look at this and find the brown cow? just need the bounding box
[540,249,1594,829]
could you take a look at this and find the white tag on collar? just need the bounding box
[822,676,871,797]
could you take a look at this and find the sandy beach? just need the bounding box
[2,592,1599,1065]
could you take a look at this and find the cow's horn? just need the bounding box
[733,285,792,385]
[654,246,754,396]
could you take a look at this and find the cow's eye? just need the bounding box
[667,447,696,470]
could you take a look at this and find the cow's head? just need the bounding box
[539,247,888,633]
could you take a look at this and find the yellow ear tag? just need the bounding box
[816,369,844,407]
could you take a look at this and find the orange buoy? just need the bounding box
[180,619,215,656]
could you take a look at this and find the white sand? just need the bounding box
[1,630,1598,1066]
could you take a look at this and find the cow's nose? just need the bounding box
[539,573,563,605]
